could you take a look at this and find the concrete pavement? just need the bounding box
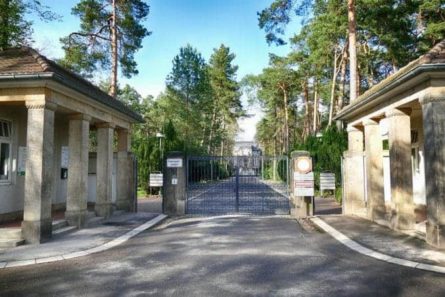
[313,215,445,270]
[1,215,444,296]
[0,212,166,268]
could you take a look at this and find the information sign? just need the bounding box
[149,173,163,187]
[167,158,183,168]
[294,171,314,196]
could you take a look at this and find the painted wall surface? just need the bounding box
[87,153,117,203]
[1,113,120,216]
[0,106,27,214]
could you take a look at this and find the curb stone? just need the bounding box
[311,217,445,274]
[1,214,167,269]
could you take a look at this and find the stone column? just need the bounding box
[95,123,114,218]
[343,126,366,215]
[22,102,56,243]
[363,118,386,221]
[163,152,186,215]
[116,128,131,211]
[421,92,445,248]
[65,114,91,227]
[386,108,415,230]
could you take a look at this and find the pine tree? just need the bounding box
[60,0,150,98]
[0,0,58,50]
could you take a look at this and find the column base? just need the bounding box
[426,222,445,249]
[95,203,112,218]
[65,209,88,228]
[22,219,52,244]
[116,199,131,212]
[369,205,386,221]
[390,209,415,231]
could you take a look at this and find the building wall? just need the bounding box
[0,109,119,219]
[0,106,26,215]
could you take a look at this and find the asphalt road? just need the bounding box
[187,177,290,215]
[0,216,444,297]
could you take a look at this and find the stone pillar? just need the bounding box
[386,108,415,230]
[363,118,386,221]
[343,126,366,215]
[116,128,132,211]
[289,151,314,218]
[95,123,114,218]
[22,102,56,243]
[163,152,186,215]
[65,114,91,227]
[421,92,445,248]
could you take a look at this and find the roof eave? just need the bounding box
[0,73,144,123]
[334,63,445,122]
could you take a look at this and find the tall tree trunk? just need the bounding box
[348,0,358,102]
[302,80,310,141]
[109,0,118,98]
[207,105,218,154]
[313,79,319,134]
[279,84,289,154]
[337,44,348,111]
[328,52,339,127]
[329,44,347,126]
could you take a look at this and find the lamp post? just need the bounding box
[156,132,165,170]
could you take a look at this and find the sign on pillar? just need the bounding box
[163,152,186,215]
[290,151,315,218]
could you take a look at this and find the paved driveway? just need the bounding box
[0,216,444,296]
[187,177,289,215]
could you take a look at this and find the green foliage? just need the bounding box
[295,126,347,188]
[0,0,58,49]
[165,44,243,155]
[59,0,150,78]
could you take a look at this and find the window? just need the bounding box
[0,120,11,182]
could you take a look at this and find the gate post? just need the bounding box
[163,152,186,216]
[290,151,314,218]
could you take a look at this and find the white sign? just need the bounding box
[172,177,178,185]
[294,172,314,197]
[167,158,183,168]
[18,146,27,175]
[295,156,312,174]
[61,146,69,169]
[149,173,163,187]
[320,173,336,191]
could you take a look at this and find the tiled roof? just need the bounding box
[335,39,445,120]
[0,47,143,123]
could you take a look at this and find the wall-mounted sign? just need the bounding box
[17,146,27,176]
[149,173,163,187]
[295,156,312,174]
[167,158,183,168]
[294,172,314,197]
[320,172,336,191]
[61,146,69,169]
[172,177,178,185]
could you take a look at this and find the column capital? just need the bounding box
[68,113,92,122]
[362,118,379,127]
[25,101,57,111]
[385,108,412,118]
[419,89,445,105]
[346,126,362,133]
[96,122,115,129]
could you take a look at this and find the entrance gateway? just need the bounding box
[186,156,290,215]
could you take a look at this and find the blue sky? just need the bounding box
[31,0,301,140]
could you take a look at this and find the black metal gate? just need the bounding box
[186,156,290,215]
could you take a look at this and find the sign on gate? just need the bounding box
[149,173,163,187]
[320,172,336,191]
[294,171,314,196]
[167,158,183,168]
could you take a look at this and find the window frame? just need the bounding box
[0,119,12,185]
